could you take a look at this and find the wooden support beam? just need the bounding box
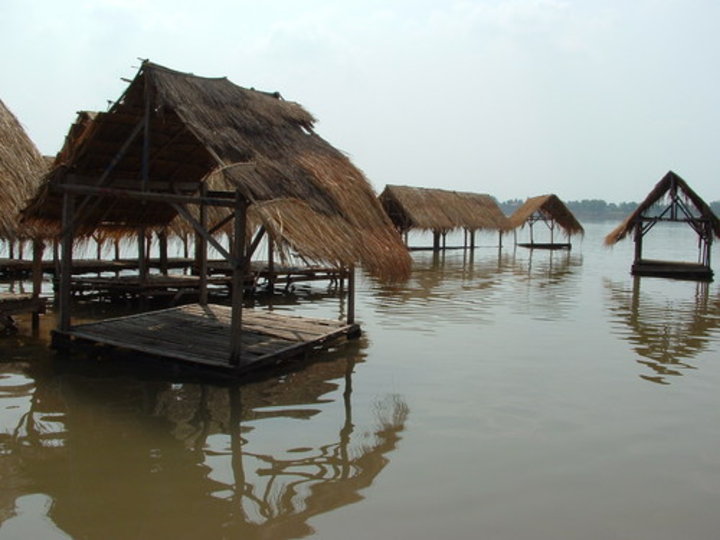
[230,192,248,366]
[60,183,237,208]
[170,202,236,265]
[32,239,44,331]
[347,266,356,325]
[59,193,75,333]
[137,227,148,285]
[198,185,208,306]
[158,230,169,275]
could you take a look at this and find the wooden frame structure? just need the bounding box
[379,185,510,251]
[508,194,583,250]
[22,61,410,374]
[605,171,720,281]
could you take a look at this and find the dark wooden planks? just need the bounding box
[59,303,356,374]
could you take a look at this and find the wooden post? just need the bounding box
[633,221,643,265]
[18,241,24,260]
[198,186,209,306]
[114,238,120,261]
[529,222,534,245]
[158,229,168,276]
[229,192,248,366]
[442,232,447,250]
[59,192,75,333]
[32,239,44,331]
[498,230,503,249]
[347,265,356,325]
[267,234,275,294]
[432,230,440,252]
[52,239,60,289]
[470,230,476,250]
[137,227,147,285]
[95,234,103,260]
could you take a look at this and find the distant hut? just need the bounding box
[378,185,510,250]
[22,61,411,373]
[508,194,584,250]
[604,171,720,281]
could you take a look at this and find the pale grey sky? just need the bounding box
[2,0,718,203]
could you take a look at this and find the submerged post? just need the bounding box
[198,185,208,306]
[58,192,75,333]
[32,238,44,331]
[347,265,356,325]
[230,191,248,366]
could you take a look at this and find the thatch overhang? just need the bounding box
[0,98,48,241]
[604,171,720,246]
[508,194,584,237]
[378,185,510,233]
[22,61,410,281]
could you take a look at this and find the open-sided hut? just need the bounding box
[0,98,48,330]
[378,185,510,250]
[508,194,583,250]
[604,171,720,281]
[22,60,411,374]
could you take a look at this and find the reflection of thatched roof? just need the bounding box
[379,185,510,232]
[605,171,720,246]
[508,194,584,237]
[22,61,410,281]
[0,98,47,240]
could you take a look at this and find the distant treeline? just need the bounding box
[499,198,720,222]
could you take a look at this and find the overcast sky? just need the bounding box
[2,0,718,203]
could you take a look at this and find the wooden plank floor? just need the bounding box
[516,242,571,250]
[59,303,358,374]
[632,259,714,281]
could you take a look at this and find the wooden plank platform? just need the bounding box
[516,242,571,250]
[53,303,360,375]
[0,293,47,332]
[632,259,714,281]
[0,257,196,278]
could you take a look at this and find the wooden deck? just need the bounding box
[0,257,195,278]
[52,303,360,375]
[632,259,714,281]
[516,242,571,250]
[0,293,47,331]
[70,274,231,301]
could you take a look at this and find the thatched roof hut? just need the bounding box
[0,98,48,241]
[22,61,410,282]
[604,171,720,246]
[508,194,584,237]
[604,171,719,280]
[379,185,509,233]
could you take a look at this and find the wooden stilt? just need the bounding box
[198,186,208,306]
[158,230,168,276]
[267,234,275,294]
[347,265,356,325]
[59,193,75,333]
[32,239,44,331]
[229,192,248,366]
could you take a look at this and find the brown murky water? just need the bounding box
[1,222,720,539]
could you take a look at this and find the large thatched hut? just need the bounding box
[605,171,720,280]
[0,98,47,246]
[378,185,510,250]
[22,60,411,373]
[508,194,583,250]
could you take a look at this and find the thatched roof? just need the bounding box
[378,185,510,232]
[508,194,584,236]
[0,98,48,241]
[22,61,410,281]
[604,171,720,246]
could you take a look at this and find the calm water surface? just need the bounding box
[1,222,719,539]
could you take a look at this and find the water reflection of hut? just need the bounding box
[21,61,411,375]
[0,343,410,539]
[508,194,584,250]
[378,185,510,251]
[604,171,720,281]
[604,277,720,384]
[0,98,48,331]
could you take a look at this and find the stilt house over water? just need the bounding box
[22,60,411,375]
[0,98,48,330]
[378,185,510,250]
[508,194,584,250]
[604,170,720,281]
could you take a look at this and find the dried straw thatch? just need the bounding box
[22,62,410,281]
[507,194,584,237]
[379,185,510,232]
[604,170,720,246]
[0,98,48,241]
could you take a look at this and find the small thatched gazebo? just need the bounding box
[508,194,584,250]
[605,171,720,281]
[378,185,510,250]
[22,61,411,374]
